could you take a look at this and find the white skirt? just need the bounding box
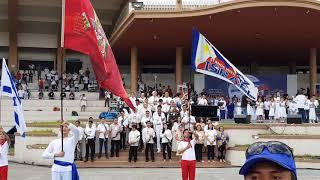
[256,107,264,116]
[278,107,287,118]
[309,108,317,120]
[269,107,275,117]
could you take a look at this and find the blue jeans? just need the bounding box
[220,110,226,120]
[298,108,306,123]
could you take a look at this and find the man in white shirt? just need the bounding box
[294,91,308,123]
[17,88,25,99]
[74,120,84,161]
[138,102,152,119]
[118,110,129,150]
[83,76,89,90]
[153,105,165,153]
[142,121,156,162]
[84,120,96,162]
[148,91,159,106]
[198,94,208,105]
[128,124,140,163]
[218,97,227,120]
[42,120,80,180]
[141,110,153,128]
[110,119,122,157]
[182,115,196,131]
[97,118,109,159]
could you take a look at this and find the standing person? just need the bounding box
[0,129,10,180]
[142,121,156,162]
[83,75,89,91]
[153,105,165,153]
[118,110,128,150]
[217,126,229,163]
[235,99,242,116]
[42,121,80,180]
[205,123,217,162]
[110,119,122,157]
[171,117,182,152]
[256,98,264,122]
[309,96,319,123]
[269,98,276,121]
[294,90,307,123]
[177,130,197,180]
[84,120,96,162]
[97,118,109,159]
[279,97,287,123]
[194,125,205,163]
[175,125,185,154]
[304,96,310,123]
[80,94,87,112]
[128,124,140,163]
[264,97,271,120]
[141,110,153,128]
[160,123,173,161]
[74,120,84,161]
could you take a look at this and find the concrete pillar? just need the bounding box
[131,47,138,93]
[56,47,65,74]
[176,0,182,10]
[176,47,183,86]
[310,48,317,95]
[8,0,18,71]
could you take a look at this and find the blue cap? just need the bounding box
[239,148,297,177]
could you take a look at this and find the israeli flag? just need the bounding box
[0,58,27,138]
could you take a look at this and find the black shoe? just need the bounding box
[145,160,149,162]
[98,155,101,159]
[152,160,155,162]
[91,159,94,162]
[110,155,114,158]
[116,155,119,157]
[84,159,88,162]
[105,154,109,159]
[128,160,131,163]
[134,160,137,163]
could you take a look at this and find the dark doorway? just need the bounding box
[19,60,54,71]
[66,60,82,74]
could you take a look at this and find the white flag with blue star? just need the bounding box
[1,58,27,137]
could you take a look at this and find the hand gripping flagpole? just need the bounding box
[60,0,66,152]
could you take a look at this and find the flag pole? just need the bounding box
[60,0,66,152]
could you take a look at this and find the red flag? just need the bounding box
[64,0,135,111]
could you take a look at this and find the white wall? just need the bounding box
[194,73,205,93]
[18,33,58,48]
[0,32,9,46]
[287,74,297,96]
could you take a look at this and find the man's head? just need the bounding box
[88,120,93,128]
[100,117,106,124]
[157,105,162,113]
[132,124,137,130]
[240,141,296,180]
[75,120,80,127]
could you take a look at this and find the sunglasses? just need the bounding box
[246,141,294,158]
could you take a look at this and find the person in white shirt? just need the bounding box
[177,129,197,180]
[218,97,227,120]
[97,118,109,159]
[74,120,84,161]
[84,120,96,162]
[309,96,319,123]
[142,121,156,162]
[182,115,196,131]
[0,129,9,180]
[160,123,173,161]
[129,92,137,108]
[17,88,25,99]
[42,121,80,180]
[304,96,310,122]
[83,76,89,90]
[256,98,264,122]
[141,110,153,128]
[138,92,146,103]
[110,119,122,157]
[161,91,172,112]
[138,102,152,119]
[118,110,129,150]
[80,94,87,112]
[205,123,217,162]
[128,124,140,163]
[263,98,271,120]
[148,91,159,107]
[294,91,308,123]
[198,94,208,105]
[152,105,165,153]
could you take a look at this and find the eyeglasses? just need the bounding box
[246,141,293,158]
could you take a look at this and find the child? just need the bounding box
[0,129,10,180]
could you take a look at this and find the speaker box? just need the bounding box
[234,115,250,124]
[191,105,217,117]
[287,114,302,124]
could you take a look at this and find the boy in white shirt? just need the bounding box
[142,121,156,162]
[84,120,96,162]
[128,124,140,162]
[42,121,80,180]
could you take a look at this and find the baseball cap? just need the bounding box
[239,147,297,178]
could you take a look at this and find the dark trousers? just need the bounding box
[99,138,108,157]
[264,110,269,120]
[298,108,306,123]
[111,140,120,157]
[85,138,95,161]
[120,132,126,150]
[129,146,138,162]
[74,141,83,160]
[305,110,310,123]
[218,144,226,160]
[162,143,172,160]
[220,110,226,120]
[207,145,215,161]
[145,143,155,161]
[195,144,203,162]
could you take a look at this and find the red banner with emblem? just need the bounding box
[64,0,135,111]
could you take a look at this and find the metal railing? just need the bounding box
[113,0,233,31]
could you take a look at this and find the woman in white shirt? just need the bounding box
[309,97,319,123]
[0,129,9,180]
[235,99,242,116]
[269,98,276,121]
[278,97,287,123]
[255,98,264,122]
[205,123,217,162]
[160,123,173,161]
[177,130,197,180]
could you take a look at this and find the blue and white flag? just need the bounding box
[191,30,258,101]
[0,58,27,137]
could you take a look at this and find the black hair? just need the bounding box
[157,105,162,109]
[183,129,192,139]
[88,120,93,123]
[132,124,137,129]
[75,120,80,124]
[159,99,163,103]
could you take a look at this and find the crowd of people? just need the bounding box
[72,89,230,163]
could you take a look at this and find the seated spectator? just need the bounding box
[38,90,44,99]
[48,90,55,100]
[60,92,66,99]
[239,141,296,180]
[69,91,75,100]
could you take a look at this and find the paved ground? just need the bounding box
[9,163,320,180]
